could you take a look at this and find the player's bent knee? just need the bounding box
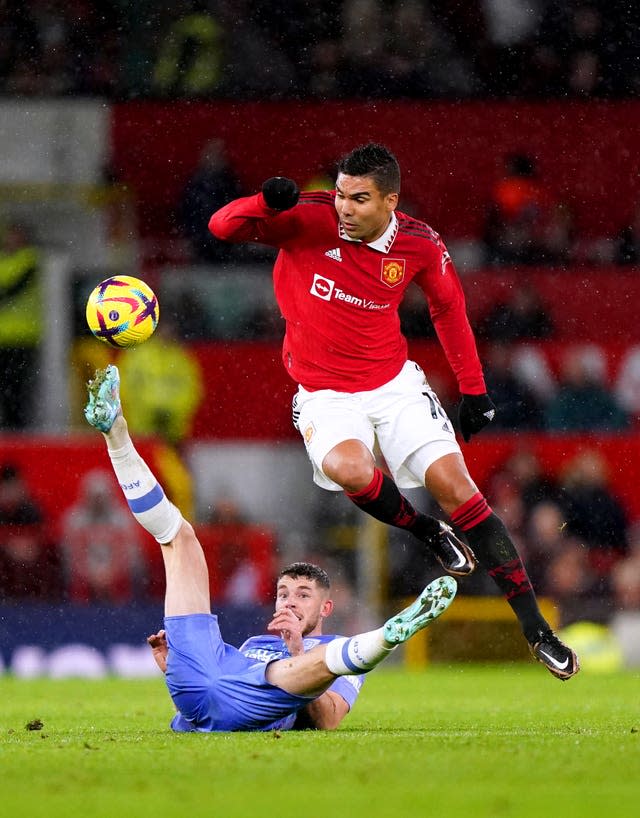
[322,449,374,491]
[425,454,478,510]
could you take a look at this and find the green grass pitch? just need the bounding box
[1,665,638,818]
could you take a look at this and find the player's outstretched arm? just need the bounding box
[208,177,300,245]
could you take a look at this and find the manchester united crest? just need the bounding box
[381,258,406,287]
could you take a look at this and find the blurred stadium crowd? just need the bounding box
[1,0,640,667]
[1,0,638,100]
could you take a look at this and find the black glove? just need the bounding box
[262,177,300,211]
[458,393,496,442]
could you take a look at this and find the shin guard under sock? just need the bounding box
[106,439,183,543]
[346,468,440,540]
[324,629,395,675]
[451,493,548,641]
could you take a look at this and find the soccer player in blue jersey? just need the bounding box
[148,561,366,730]
[84,364,457,733]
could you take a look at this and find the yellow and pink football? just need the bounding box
[86,275,159,348]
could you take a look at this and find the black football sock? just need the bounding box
[450,493,549,642]
[346,468,441,540]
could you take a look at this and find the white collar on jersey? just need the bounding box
[338,211,398,253]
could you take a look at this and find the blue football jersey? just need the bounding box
[239,632,365,711]
[166,615,364,733]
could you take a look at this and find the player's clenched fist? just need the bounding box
[262,177,300,211]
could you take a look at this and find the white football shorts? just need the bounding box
[293,360,461,491]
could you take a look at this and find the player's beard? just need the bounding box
[301,612,322,636]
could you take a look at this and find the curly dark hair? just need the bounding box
[277,562,330,590]
[337,143,401,194]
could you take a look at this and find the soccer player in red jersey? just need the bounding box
[209,143,579,680]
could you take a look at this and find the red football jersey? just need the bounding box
[210,191,486,394]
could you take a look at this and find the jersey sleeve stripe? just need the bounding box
[299,192,335,205]
[399,216,439,240]
[399,226,440,247]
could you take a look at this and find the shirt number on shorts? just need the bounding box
[423,390,453,433]
[423,390,444,418]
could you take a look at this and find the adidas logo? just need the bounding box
[325,247,342,262]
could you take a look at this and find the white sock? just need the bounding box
[106,439,183,543]
[324,628,396,675]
